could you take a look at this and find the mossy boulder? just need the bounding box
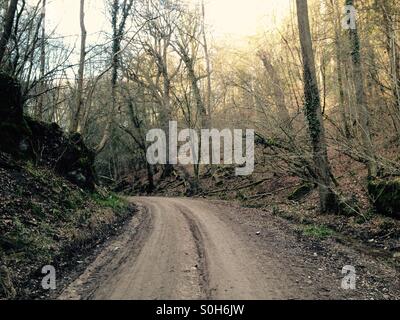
[368,178,400,219]
[0,73,96,191]
[25,118,96,191]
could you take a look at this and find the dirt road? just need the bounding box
[59,197,400,300]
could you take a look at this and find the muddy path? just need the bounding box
[59,197,400,300]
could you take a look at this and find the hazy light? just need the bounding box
[45,0,107,43]
[31,0,291,44]
[199,0,292,38]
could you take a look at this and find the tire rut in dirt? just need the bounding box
[176,205,212,299]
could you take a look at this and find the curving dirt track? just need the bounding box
[59,197,400,300]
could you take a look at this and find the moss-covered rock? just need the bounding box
[25,117,96,191]
[368,178,400,219]
[0,73,96,190]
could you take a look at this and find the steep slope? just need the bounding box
[0,73,136,299]
[0,153,135,299]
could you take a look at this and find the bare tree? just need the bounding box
[296,0,337,213]
[96,0,134,153]
[0,0,18,65]
[173,9,209,192]
[201,0,212,126]
[36,0,45,120]
[70,0,87,133]
[345,0,377,178]
[125,0,182,177]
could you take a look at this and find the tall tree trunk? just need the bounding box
[0,0,18,65]
[296,0,337,213]
[96,0,119,153]
[331,0,351,138]
[189,58,203,192]
[379,0,400,134]
[201,0,212,127]
[176,42,208,193]
[96,0,133,154]
[70,0,87,133]
[36,0,46,121]
[160,39,174,177]
[146,161,155,193]
[186,53,207,193]
[346,0,377,178]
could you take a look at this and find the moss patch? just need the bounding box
[302,225,335,239]
[91,193,127,211]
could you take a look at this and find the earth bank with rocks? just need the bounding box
[0,73,135,299]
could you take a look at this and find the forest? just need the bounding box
[0,0,399,301]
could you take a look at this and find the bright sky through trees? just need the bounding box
[39,0,291,45]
